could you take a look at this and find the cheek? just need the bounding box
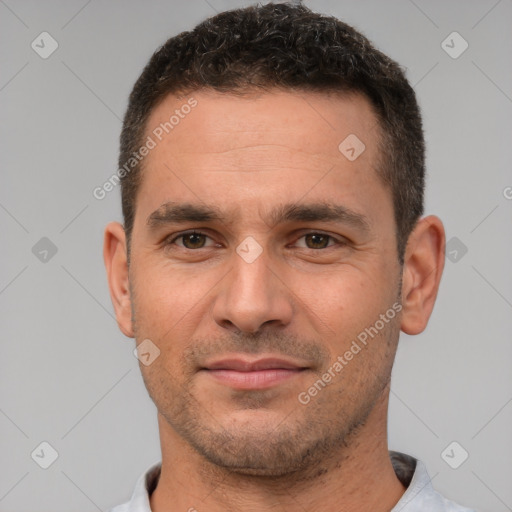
[295,267,376,316]
[130,259,215,339]
[296,266,398,348]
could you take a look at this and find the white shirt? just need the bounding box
[109,451,475,512]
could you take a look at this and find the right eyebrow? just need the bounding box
[146,202,225,230]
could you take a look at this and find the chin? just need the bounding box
[184,420,333,478]
[199,447,306,478]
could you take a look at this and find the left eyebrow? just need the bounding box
[267,202,371,233]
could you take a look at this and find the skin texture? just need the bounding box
[104,89,445,512]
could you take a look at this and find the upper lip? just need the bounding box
[202,356,308,372]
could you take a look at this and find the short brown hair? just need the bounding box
[119,2,425,263]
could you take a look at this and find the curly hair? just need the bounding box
[119,2,424,263]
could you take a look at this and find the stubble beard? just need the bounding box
[130,276,403,481]
[164,371,393,481]
[136,327,399,481]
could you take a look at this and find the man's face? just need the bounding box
[128,90,403,476]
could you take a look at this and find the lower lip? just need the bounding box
[204,368,305,389]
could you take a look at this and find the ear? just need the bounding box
[400,215,445,335]
[103,222,134,338]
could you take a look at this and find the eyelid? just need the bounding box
[165,229,217,248]
[291,230,348,248]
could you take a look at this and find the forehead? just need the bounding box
[144,88,381,167]
[135,89,390,228]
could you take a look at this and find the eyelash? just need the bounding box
[166,231,218,249]
[165,230,346,250]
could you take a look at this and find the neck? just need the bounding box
[150,387,406,512]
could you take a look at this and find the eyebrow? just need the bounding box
[146,201,370,233]
[147,202,223,228]
[269,203,370,232]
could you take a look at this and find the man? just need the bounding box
[104,3,475,511]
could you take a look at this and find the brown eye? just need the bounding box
[181,232,207,249]
[304,233,331,249]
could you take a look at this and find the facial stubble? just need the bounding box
[132,295,402,482]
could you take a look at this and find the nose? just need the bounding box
[211,246,294,334]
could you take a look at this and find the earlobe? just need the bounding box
[103,222,134,338]
[400,215,446,335]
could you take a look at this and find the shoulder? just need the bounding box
[107,462,162,512]
[390,451,476,512]
[109,504,130,512]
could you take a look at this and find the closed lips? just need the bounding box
[203,358,308,372]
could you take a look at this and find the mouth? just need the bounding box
[200,356,310,390]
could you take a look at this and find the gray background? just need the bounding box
[1,0,511,510]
